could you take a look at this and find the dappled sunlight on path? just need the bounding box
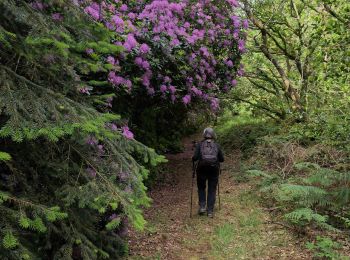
[127,135,311,259]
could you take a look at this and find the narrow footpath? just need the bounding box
[127,135,311,259]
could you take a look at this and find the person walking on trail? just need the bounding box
[192,127,224,218]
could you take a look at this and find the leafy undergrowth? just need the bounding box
[216,113,350,259]
[126,135,310,259]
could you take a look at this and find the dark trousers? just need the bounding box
[197,165,219,212]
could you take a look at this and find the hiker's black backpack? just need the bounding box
[199,139,219,167]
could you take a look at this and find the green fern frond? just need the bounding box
[246,169,274,179]
[277,184,330,207]
[334,187,350,205]
[304,168,339,187]
[294,162,321,171]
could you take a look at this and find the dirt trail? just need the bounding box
[127,135,310,259]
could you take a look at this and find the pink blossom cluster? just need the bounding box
[72,0,248,111]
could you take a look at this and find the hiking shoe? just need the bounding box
[198,207,206,215]
[207,212,214,218]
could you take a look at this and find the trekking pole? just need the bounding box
[218,164,221,210]
[190,161,196,218]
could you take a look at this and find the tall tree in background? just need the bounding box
[232,0,349,128]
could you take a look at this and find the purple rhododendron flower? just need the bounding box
[182,94,191,105]
[122,126,134,139]
[243,19,249,29]
[237,64,245,77]
[206,83,213,89]
[107,56,116,65]
[105,21,114,30]
[128,12,137,20]
[120,4,128,12]
[110,123,118,131]
[153,35,161,41]
[86,48,94,55]
[191,86,202,96]
[168,85,176,94]
[141,60,150,70]
[79,87,90,94]
[164,76,172,83]
[225,60,234,67]
[210,98,220,112]
[84,4,100,20]
[86,135,98,146]
[231,79,238,86]
[31,1,44,10]
[227,0,239,8]
[231,15,241,28]
[112,15,124,28]
[125,79,132,90]
[135,57,143,66]
[139,43,150,54]
[170,38,180,47]
[199,46,210,57]
[142,75,150,87]
[183,22,191,28]
[52,13,63,21]
[108,71,125,86]
[124,34,138,52]
[238,39,246,53]
[160,85,167,93]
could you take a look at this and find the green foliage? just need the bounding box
[0,1,167,258]
[219,114,349,252]
[306,236,347,260]
[2,231,18,250]
[284,208,334,230]
[105,218,121,231]
[45,206,69,222]
[237,0,350,123]
[0,151,11,161]
[277,184,329,207]
[213,223,236,252]
[217,111,278,155]
[0,192,9,204]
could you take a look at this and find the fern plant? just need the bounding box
[306,236,347,260]
[274,162,350,231]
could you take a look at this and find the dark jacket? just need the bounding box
[192,139,224,164]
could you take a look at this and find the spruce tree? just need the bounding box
[0,0,165,258]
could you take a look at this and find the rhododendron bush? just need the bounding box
[79,0,246,110]
[78,0,247,150]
